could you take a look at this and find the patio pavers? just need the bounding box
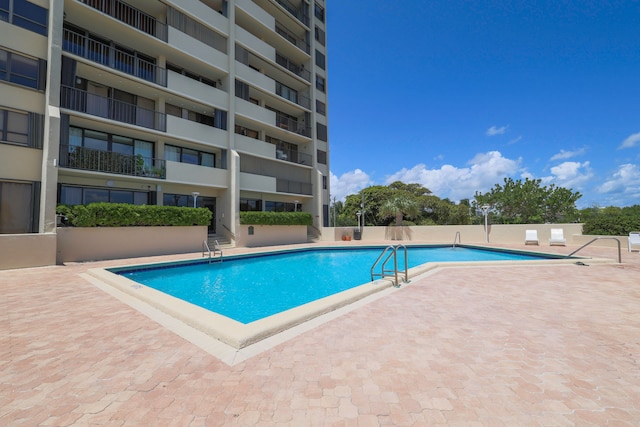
[1,244,639,426]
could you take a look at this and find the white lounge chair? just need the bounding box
[525,230,539,245]
[549,228,566,246]
[628,231,640,252]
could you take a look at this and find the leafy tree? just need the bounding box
[473,177,581,224]
[379,193,420,226]
[581,204,640,235]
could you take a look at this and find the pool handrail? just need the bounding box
[569,237,621,263]
[370,244,409,286]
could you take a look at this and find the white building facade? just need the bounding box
[0,0,330,266]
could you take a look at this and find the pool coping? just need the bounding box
[84,245,614,364]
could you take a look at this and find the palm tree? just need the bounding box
[379,194,420,226]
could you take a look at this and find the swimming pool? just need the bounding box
[112,245,562,325]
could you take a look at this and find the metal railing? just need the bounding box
[60,86,167,132]
[275,23,310,54]
[276,178,312,195]
[79,0,168,41]
[59,144,166,178]
[453,231,461,247]
[569,237,622,263]
[63,28,167,86]
[275,0,309,26]
[276,53,311,82]
[370,244,409,287]
[275,147,312,165]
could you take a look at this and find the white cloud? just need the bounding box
[550,147,586,161]
[546,161,594,190]
[619,132,640,149]
[508,136,523,145]
[383,151,521,201]
[596,164,640,200]
[486,125,508,136]
[329,169,373,201]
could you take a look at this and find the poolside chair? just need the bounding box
[628,231,640,252]
[549,228,566,246]
[525,230,539,245]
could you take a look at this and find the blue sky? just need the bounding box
[326,1,640,208]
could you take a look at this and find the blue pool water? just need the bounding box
[114,246,563,324]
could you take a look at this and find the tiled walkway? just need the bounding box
[2,243,640,426]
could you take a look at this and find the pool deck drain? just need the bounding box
[2,242,639,425]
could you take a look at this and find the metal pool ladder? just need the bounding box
[370,244,409,287]
[202,240,223,263]
[453,231,461,247]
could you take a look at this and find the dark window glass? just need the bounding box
[163,193,188,207]
[0,180,33,233]
[314,3,324,22]
[13,0,48,36]
[315,50,325,70]
[84,188,109,204]
[317,123,327,142]
[182,148,199,164]
[0,108,29,145]
[315,75,325,92]
[316,100,326,116]
[317,149,327,164]
[315,26,325,46]
[110,190,134,204]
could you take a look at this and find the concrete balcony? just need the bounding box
[167,71,228,109]
[166,0,229,36]
[235,62,276,94]
[168,27,228,72]
[165,161,228,187]
[166,115,227,146]
[235,98,276,126]
[234,134,276,158]
[236,0,274,31]
[239,172,276,193]
[236,26,276,63]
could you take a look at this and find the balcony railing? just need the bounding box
[276,53,310,82]
[275,24,310,54]
[275,147,312,165]
[59,144,166,179]
[276,178,312,195]
[274,111,311,137]
[274,0,309,26]
[60,86,167,132]
[63,28,167,86]
[79,0,168,41]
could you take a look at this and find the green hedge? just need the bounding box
[240,211,312,226]
[582,215,640,236]
[56,203,211,227]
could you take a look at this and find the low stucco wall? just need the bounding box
[320,224,586,245]
[56,226,207,263]
[0,234,57,270]
[236,224,307,247]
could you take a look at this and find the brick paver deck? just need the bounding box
[1,243,639,426]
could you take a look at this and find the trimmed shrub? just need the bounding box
[56,203,211,227]
[240,211,313,226]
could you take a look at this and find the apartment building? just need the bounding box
[0,0,330,267]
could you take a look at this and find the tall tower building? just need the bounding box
[0,0,330,266]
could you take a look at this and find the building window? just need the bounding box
[166,63,217,88]
[240,198,262,211]
[265,201,295,212]
[315,26,325,46]
[314,3,325,22]
[165,144,216,168]
[315,50,325,70]
[1,0,48,36]
[0,107,33,146]
[0,180,37,233]
[322,175,327,189]
[317,149,327,165]
[316,100,326,116]
[315,75,325,92]
[59,185,149,206]
[163,193,189,207]
[166,103,227,130]
[316,123,328,142]
[0,48,45,90]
